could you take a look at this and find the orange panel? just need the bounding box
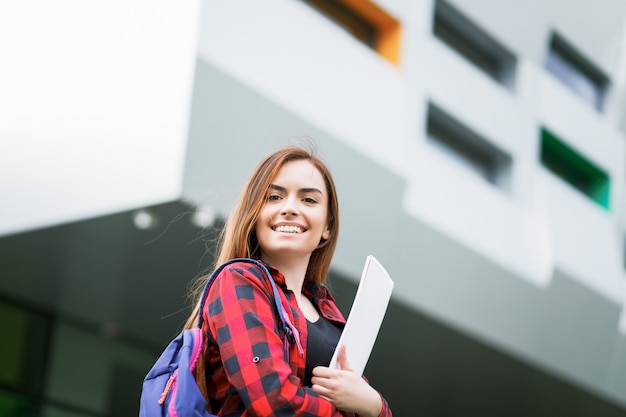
[337,0,402,66]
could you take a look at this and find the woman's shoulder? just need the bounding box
[218,258,268,277]
[212,259,275,291]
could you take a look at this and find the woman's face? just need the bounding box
[255,159,330,266]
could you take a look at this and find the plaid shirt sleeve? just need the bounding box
[205,262,349,416]
[378,394,392,417]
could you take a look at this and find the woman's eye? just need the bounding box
[267,194,281,201]
[303,197,318,204]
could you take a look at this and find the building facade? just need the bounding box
[1,0,626,415]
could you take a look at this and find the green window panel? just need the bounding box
[0,299,51,397]
[541,128,610,209]
[0,302,28,387]
[0,389,39,417]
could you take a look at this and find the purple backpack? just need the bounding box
[139,258,301,417]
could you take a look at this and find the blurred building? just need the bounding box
[1,0,626,415]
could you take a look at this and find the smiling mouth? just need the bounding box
[273,225,304,233]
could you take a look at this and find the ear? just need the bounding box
[322,225,330,241]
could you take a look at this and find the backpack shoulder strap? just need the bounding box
[197,258,303,357]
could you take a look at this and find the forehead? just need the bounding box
[273,159,326,187]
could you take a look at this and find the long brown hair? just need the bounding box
[184,144,340,329]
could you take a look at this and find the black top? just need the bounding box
[304,315,343,386]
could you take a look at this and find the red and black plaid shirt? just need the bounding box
[202,260,392,417]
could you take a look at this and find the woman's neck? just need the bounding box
[262,254,310,295]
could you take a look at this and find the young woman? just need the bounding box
[184,145,392,417]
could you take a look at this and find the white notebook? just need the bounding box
[329,255,394,376]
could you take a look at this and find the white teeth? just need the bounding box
[274,225,303,233]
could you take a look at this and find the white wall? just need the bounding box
[196,0,626,300]
[0,0,200,237]
[2,0,624,408]
[191,0,626,406]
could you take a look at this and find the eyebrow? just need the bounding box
[269,184,324,195]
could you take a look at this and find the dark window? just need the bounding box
[427,103,512,191]
[545,33,609,111]
[0,300,51,398]
[433,0,517,90]
[540,127,610,209]
[0,388,39,417]
[299,0,401,65]
[302,0,376,48]
[0,299,52,417]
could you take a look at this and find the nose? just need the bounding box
[280,195,299,215]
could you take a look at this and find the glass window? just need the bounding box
[0,298,158,416]
[299,0,401,65]
[545,33,608,111]
[427,103,512,191]
[44,321,157,416]
[0,388,39,417]
[0,300,50,397]
[433,0,517,90]
[302,0,376,48]
[540,127,610,209]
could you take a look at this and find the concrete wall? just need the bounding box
[2,0,626,411]
[0,0,200,236]
[185,0,626,407]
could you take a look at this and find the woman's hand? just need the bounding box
[310,346,383,417]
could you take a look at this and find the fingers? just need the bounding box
[311,373,338,388]
[337,345,353,372]
[310,383,332,401]
[312,365,335,378]
[311,374,338,403]
[311,345,352,378]
[311,379,332,395]
[311,358,381,416]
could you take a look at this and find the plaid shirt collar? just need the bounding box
[258,259,341,322]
